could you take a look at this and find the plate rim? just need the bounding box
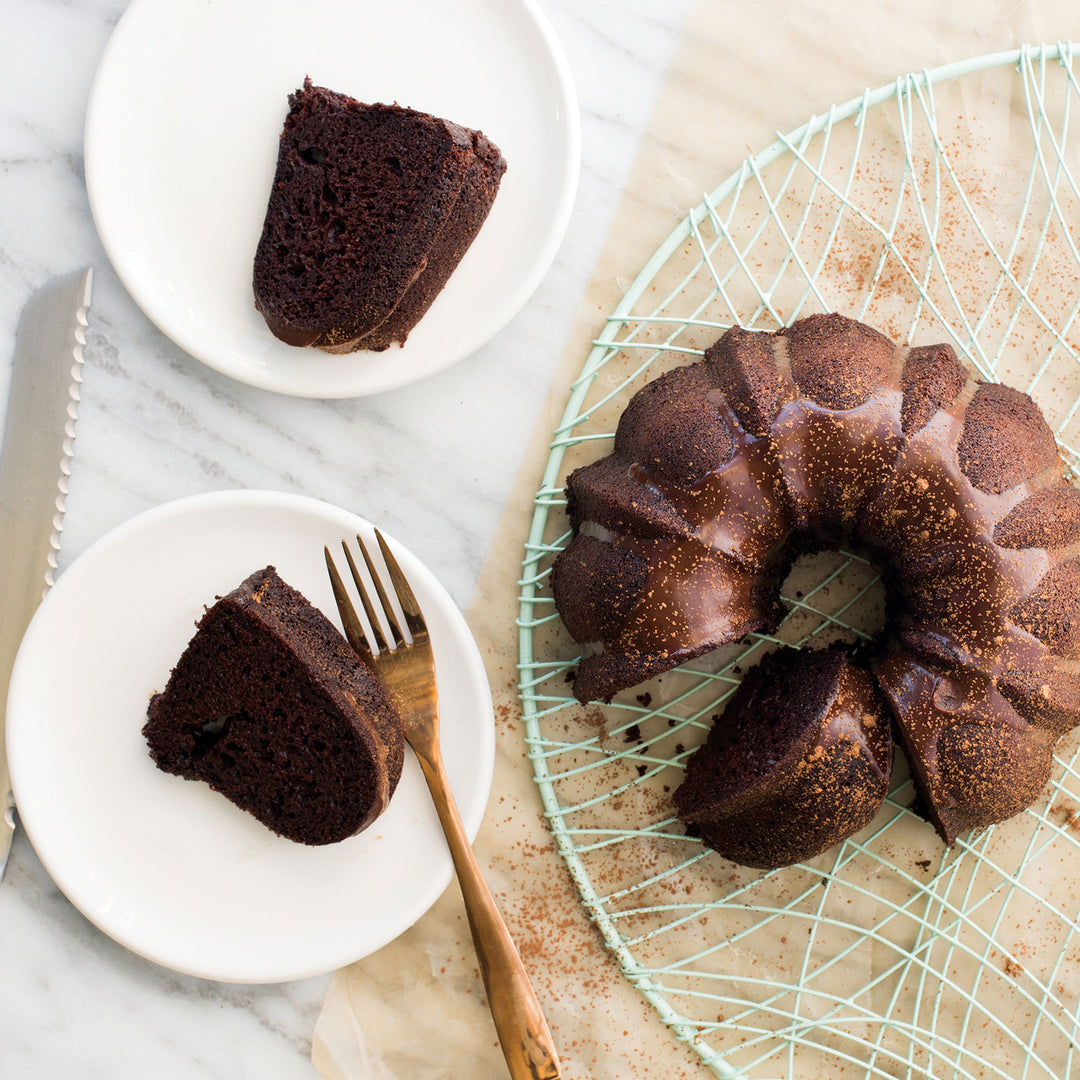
[83,0,581,399]
[6,489,495,982]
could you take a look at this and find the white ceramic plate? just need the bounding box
[84,0,579,398]
[5,491,495,983]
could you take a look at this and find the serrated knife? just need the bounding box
[0,268,92,881]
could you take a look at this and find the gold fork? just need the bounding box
[325,532,561,1080]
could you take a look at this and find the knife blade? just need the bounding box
[0,268,92,881]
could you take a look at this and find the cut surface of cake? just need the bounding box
[551,312,1080,857]
[143,566,404,845]
[673,647,893,870]
[357,129,507,352]
[253,78,506,353]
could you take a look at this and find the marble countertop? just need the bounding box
[0,1,692,1076]
[9,2,1077,1077]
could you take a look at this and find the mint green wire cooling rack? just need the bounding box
[518,44,1080,1079]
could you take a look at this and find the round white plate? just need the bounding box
[6,491,495,983]
[84,0,579,398]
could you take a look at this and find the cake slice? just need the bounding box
[253,78,506,352]
[143,566,405,845]
[673,647,893,869]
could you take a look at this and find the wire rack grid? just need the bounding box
[518,43,1080,1079]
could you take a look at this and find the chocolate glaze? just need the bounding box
[566,381,792,704]
[553,313,1080,851]
[875,651,1055,843]
[639,394,793,569]
[768,393,902,539]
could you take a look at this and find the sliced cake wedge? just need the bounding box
[253,78,505,353]
[143,566,404,845]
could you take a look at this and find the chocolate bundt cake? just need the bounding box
[551,313,1080,851]
[673,647,893,870]
[253,79,506,353]
[144,566,405,845]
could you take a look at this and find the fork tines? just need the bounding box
[324,531,427,659]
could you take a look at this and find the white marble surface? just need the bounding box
[0,1,693,1077]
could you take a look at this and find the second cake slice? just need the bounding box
[253,78,506,353]
[143,566,405,845]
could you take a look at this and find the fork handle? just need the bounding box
[412,739,561,1080]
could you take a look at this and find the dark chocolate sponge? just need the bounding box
[552,313,1080,855]
[358,130,506,351]
[253,79,505,352]
[144,566,404,845]
[673,647,893,870]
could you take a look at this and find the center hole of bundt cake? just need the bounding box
[778,548,889,647]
